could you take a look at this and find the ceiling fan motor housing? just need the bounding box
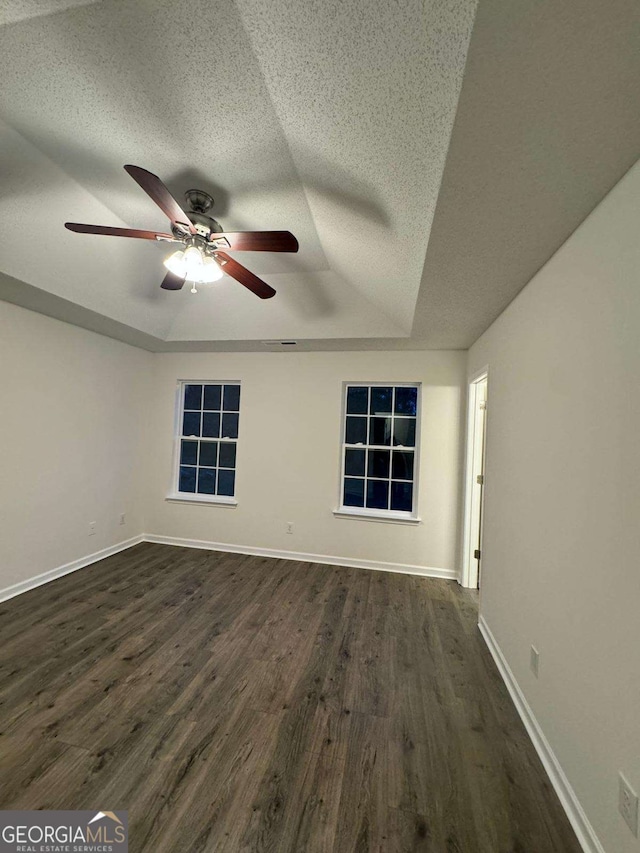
[171,189,224,238]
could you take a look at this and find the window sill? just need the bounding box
[333,508,421,526]
[166,493,238,507]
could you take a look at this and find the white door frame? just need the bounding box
[461,367,488,589]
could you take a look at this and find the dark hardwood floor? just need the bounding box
[0,543,581,852]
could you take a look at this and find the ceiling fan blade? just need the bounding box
[160,271,186,291]
[209,231,299,253]
[124,165,196,235]
[215,252,276,299]
[65,222,176,241]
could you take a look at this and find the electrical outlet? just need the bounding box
[530,645,539,678]
[619,773,639,836]
[119,513,126,526]
[286,522,294,534]
[88,521,97,536]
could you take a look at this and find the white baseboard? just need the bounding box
[0,535,145,603]
[143,534,457,580]
[478,616,605,853]
[0,532,455,605]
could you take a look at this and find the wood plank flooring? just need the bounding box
[0,543,582,852]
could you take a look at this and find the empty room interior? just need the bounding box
[1,1,639,851]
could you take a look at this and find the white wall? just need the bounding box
[144,350,467,575]
[468,160,640,853]
[0,301,151,595]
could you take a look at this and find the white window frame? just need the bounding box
[166,379,240,507]
[333,381,422,525]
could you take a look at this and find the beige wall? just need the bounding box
[468,160,640,853]
[0,301,151,593]
[144,350,467,574]
[0,309,467,588]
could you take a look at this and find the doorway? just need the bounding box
[462,370,488,589]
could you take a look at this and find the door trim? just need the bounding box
[461,367,488,588]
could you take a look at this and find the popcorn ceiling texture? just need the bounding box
[411,0,640,348]
[0,0,637,351]
[235,0,478,331]
[0,0,99,27]
[0,0,477,345]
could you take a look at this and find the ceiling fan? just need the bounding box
[65,165,298,298]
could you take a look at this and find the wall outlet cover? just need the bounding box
[619,773,639,836]
[530,645,539,678]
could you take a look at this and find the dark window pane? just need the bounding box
[202,412,220,438]
[203,384,222,410]
[345,416,367,445]
[391,481,413,512]
[197,468,216,495]
[184,384,202,410]
[368,449,390,479]
[395,387,418,416]
[182,411,201,437]
[366,479,389,510]
[199,441,218,467]
[221,412,239,439]
[345,448,365,477]
[217,469,236,496]
[393,418,416,447]
[223,384,241,411]
[369,416,391,446]
[180,440,198,466]
[219,442,237,469]
[346,386,368,414]
[370,386,393,415]
[392,450,414,481]
[344,477,365,507]
[179,466,196,493]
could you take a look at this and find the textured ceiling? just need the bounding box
[0,0,100,27]
[0,0,476,346]
[0,0,638,352]
[411,0,640,348]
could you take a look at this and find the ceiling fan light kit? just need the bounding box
[163,243,224,284]
[65,165,299,299]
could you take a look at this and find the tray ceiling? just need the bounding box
[0,0,476,347]
[0,0,638,351]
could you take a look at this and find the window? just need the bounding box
[338,383,420,520]
[171,381,240,503]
